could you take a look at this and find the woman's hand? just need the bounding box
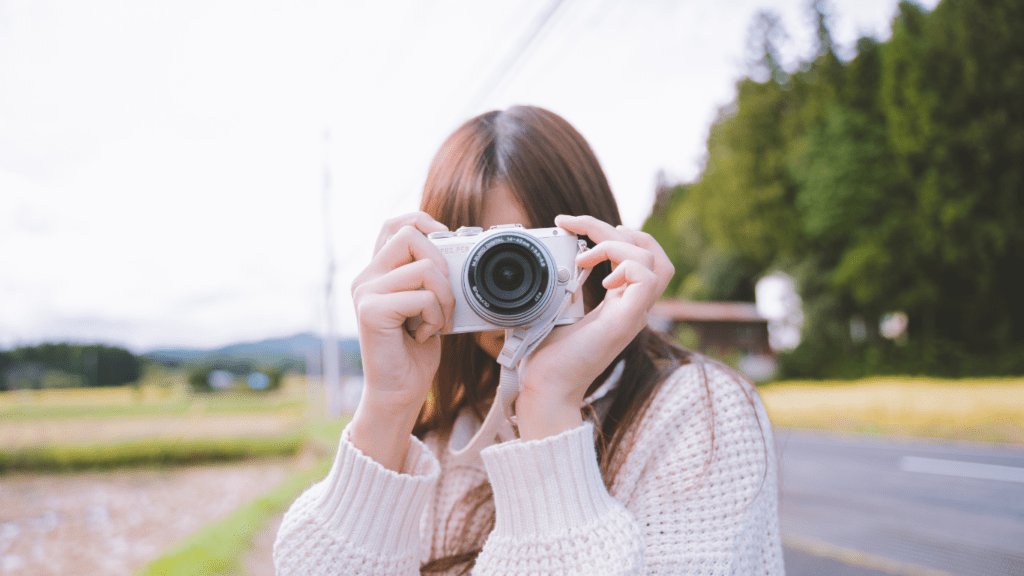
[515,215,674,441]
[348,212,455,471]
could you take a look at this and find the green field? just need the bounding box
[0,374,322,472]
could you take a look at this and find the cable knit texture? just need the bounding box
[274,359,785,575]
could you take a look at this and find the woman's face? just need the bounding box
[473,183,531,359]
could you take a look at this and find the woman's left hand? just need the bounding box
[515,214,675,440]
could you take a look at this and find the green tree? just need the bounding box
[646,0,1024,377]
[878,0,1024,353]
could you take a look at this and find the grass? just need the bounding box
[0,374,327,473]
[136,454,332,576]
[759,376,1024,444]
[0,434,306,474]
[0,377,307,421]
[135,418,348,576]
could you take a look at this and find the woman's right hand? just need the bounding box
[348,211,455,471]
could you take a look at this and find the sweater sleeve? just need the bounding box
[273,423,440,576]
[474,361,784,576]
[474,422,644,575]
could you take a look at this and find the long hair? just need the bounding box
[415,106,694,573]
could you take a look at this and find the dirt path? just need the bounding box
[0,460,291,576]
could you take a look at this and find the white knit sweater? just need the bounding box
[274,359,784,575]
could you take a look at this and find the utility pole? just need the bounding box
[321,129,342,418]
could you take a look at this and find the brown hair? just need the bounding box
[415,106,694,573]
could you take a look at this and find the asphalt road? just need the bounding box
[775,428,1024,576]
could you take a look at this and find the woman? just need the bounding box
[275,106,784,575]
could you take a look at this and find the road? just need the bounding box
[775,428,1024,576]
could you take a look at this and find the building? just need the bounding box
[649,299,775,380]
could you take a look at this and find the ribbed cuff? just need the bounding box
[313,423,439,556]
[480,421,618,537]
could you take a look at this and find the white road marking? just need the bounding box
[899,456,1024,483]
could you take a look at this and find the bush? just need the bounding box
[776,339,1024,380]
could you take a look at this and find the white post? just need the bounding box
[321,129,342,418]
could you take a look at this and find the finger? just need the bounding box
[359,259,456,333]
[554,214,630,245]
[577,240,655,271]
[602,260,659,303]
[374,211,448,255]
[614,226,675,294]
[596,261,660,334]
[360,291,445,344]
[371,225,450,278]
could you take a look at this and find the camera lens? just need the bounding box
[464,232,555,327]
[483,249,534,302]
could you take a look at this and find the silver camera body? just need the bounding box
[426,224,586,334]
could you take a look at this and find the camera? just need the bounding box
[423,224,587,334]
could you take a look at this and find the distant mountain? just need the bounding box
[144,332,360,367]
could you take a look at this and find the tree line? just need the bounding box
[644,0,1023,378]
[0,343,143,389]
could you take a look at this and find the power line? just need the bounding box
[461,0,576,115]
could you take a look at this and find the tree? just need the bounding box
[646,0,1024,377]
[0,343,142,387]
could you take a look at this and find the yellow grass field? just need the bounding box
[759,376,1024,444]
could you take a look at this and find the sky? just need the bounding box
[0,0,939,352]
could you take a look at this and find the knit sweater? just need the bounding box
[274,359,785,575]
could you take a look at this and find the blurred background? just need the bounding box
[1,0,1021,575]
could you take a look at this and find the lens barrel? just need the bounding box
[464,231,556,327]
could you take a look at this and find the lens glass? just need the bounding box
[483,250,534,302]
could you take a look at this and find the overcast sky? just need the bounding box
[0,0,938,352]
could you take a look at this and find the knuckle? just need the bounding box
[431,261,452,283]
[355,295,376,322]
[351,281,366,301]
[392,225,421,247]
[350,272,366,297]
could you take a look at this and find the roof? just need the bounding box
[650,299,766,323]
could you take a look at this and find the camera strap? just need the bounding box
[495,265,591,426]
[448,245,591,465]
